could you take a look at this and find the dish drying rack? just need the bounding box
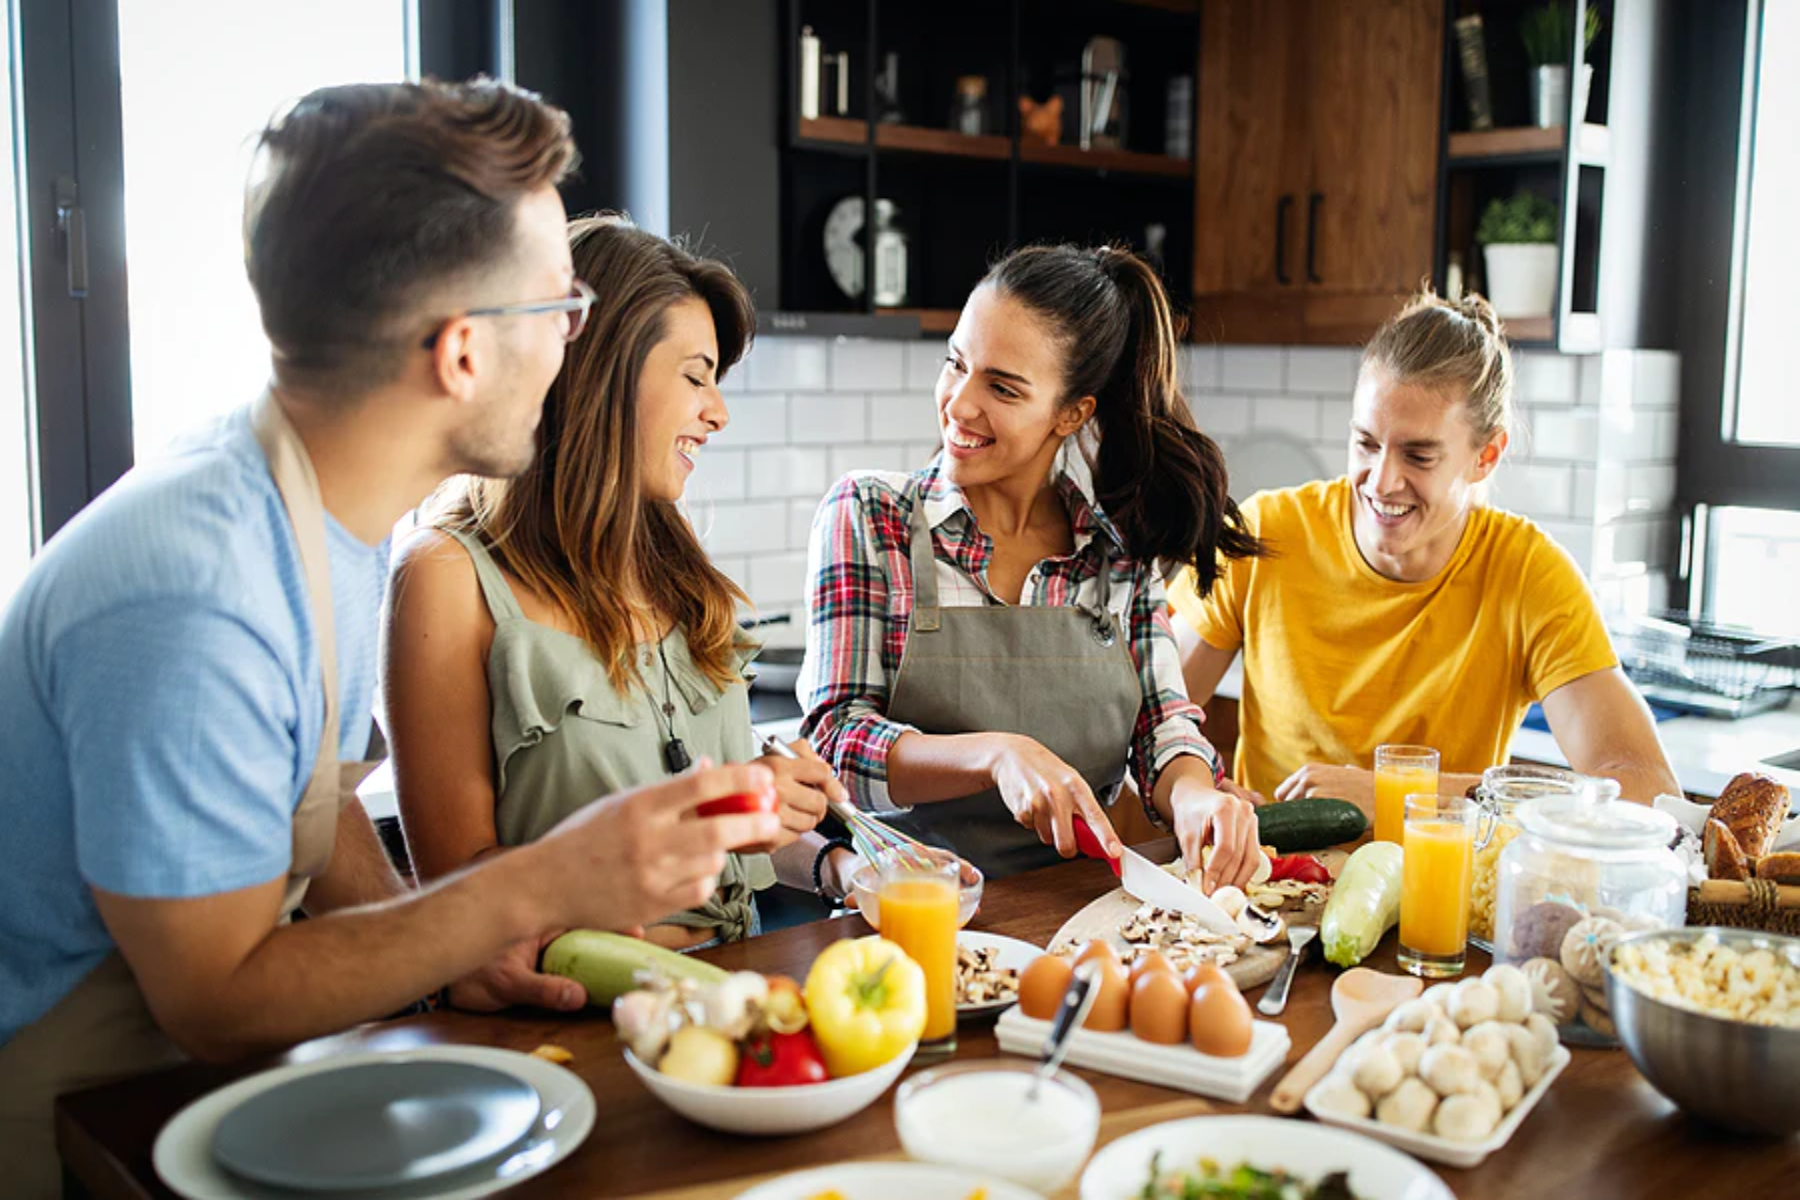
[1613,613,1798,719]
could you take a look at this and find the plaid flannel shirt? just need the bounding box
[799,459,1220,822]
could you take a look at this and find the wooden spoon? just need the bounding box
[1268,968,1424,1115]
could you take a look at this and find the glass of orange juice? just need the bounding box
[1398,794,1477,978]
[1374,744,1440,845]
[878,859,960,1058]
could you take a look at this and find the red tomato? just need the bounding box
[697,786,778,818]
[734,1029,830,1088]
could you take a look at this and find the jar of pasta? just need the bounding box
[1492,793,1685,1047]
[1468,764,1585,950]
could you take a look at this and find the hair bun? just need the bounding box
[1453,291,1504,339]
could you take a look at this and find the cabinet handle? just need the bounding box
[54,175,87,300]
[1275,194,1293,286]
[1306,192,1323,285]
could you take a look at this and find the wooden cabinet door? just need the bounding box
[1301,0,1442,341]
[1191,0,1311,344]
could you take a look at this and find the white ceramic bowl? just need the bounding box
[849,855,983,930]
[623,1042,915,1136]
[895,1058,1099,1192]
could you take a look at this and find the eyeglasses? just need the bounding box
[421,278,597,349]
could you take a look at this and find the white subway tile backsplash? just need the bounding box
[1631,352,1681,410]
[1625,464,1678,514]
[830,340,905,390]
[712,554,750,594]
[1186,345,1222,392]
[1496,462,1573,520]
[748,447,829,498]
[1221,346,1285,392]
[790,393,868,444]
[689,448,747,502]
[698,500,789,555]
[1317,399,1353,443]
[906,342,949,391]
[1517,350,1579,405]
[1576,353,1604,407]
[1192,393,1251,437]
[869,392,941,443]
[1538,520,1596,570]
[830,444,913,477]
[748,551,809,608]
[1251,397,1319,440]
[1520,409,1599,462]
[722,393,790,447]
[1599,409,1661,464]
[905,443,944,468]
[1286,347,1359,395]
[745,339,829,392]
[1570,465,1597,520]
[788,499,818,550]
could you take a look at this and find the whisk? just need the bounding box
[757,732,941,873]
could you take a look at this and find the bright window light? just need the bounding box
[1,9,32,607]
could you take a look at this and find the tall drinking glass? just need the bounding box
[1398,794,1477,978]
[878,859,960,1059]
[1374,744,1440,845]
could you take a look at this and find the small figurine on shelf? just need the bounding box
[1018,94,1063,147]
[951,76,988,136]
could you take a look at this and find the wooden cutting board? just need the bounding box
[1048,887,1287,991]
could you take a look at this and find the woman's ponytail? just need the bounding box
[983,244,1263,591]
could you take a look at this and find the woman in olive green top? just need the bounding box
[385,219,852,1011]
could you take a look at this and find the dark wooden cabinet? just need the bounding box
[1192,0,1442,345]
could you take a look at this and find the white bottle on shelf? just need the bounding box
[799,26,821,120]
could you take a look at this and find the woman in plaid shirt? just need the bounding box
[800,245,1266,883]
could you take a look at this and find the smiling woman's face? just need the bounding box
[936,286,1089,489]
[1346,366,1505,582]
[635,296,728,503]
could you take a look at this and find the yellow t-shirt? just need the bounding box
[1168,477,1618,795]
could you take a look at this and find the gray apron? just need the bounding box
[883,496,1142,879]
[0,392,383,1197]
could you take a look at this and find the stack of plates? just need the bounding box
[994,1008,1289,1104]
[152,1046,596,1200]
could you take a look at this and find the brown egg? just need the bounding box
[1128,950,1179,990]
[1130,970,1190,1045]
[1074,941,1130,1032]
[1017,955,1074,1021]
[1189,978,1254,1058]
[1182,960,1229,997]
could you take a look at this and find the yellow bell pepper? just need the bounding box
[802,935,927,1077]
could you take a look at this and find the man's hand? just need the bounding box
[1274,763,1375,817]
[1170,782,1261,893]
[758,740,847,849]
[446,930,586,1013]
[990,734,1122,859]
[535,759,784,933]
[1217,776,1267,807]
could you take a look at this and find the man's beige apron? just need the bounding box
[883,497,1143,879]
[0,393,383,1197]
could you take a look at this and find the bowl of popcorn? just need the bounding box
[1605,926,1800,1136]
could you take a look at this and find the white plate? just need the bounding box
[958,931,1043,1017]
[154,1046,596,1200]
[1080,1115,1455,1200]
[735,1161,1042,1200]
[1304,1043,1572,1169]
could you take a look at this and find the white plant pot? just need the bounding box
[1483,243,1558,318]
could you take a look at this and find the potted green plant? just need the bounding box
[1521,2,1603,129]
[1476,192,1560,318]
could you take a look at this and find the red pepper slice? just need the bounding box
[1268,853,1331,884]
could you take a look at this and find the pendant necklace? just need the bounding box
[654,635,692,774]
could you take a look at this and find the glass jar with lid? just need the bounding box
[1469,764,1586,950]
[1492,794,1685,1047]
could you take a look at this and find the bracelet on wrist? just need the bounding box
[811,836,855,904]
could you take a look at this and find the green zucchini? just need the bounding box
[1255,797,1369,853]
[541,929,729,1007]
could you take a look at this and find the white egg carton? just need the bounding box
[994,1007,1291,1104]
[1302,1044,1572,1169]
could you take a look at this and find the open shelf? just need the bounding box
[1447,123,1612,167]
[887,307,960,334]
[797,117,1011,162]
[1500,315,1553,343]
[796,116,870,149]
[1019,141,1193,179]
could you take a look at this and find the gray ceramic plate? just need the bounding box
[211,1060,541,1192]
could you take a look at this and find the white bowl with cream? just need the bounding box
[894,1058,1100,1192]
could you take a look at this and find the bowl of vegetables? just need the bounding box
[615,935,926,1136]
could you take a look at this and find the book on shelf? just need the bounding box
[1454,15,1495,132]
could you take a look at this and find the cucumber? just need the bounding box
[541,930,729,1007]
[1255,797,1368,853]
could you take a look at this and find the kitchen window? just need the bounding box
[1675,0,1800,634]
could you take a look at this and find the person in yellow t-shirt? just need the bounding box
[1169,290,1680,810]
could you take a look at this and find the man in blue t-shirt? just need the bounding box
[0,80,780,1192]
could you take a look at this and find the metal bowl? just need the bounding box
[1604,926,1800,1136]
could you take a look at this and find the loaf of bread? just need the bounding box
[1755,851,1800,885]
[1711,773,1790,859]
[1705,819,1751,882]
